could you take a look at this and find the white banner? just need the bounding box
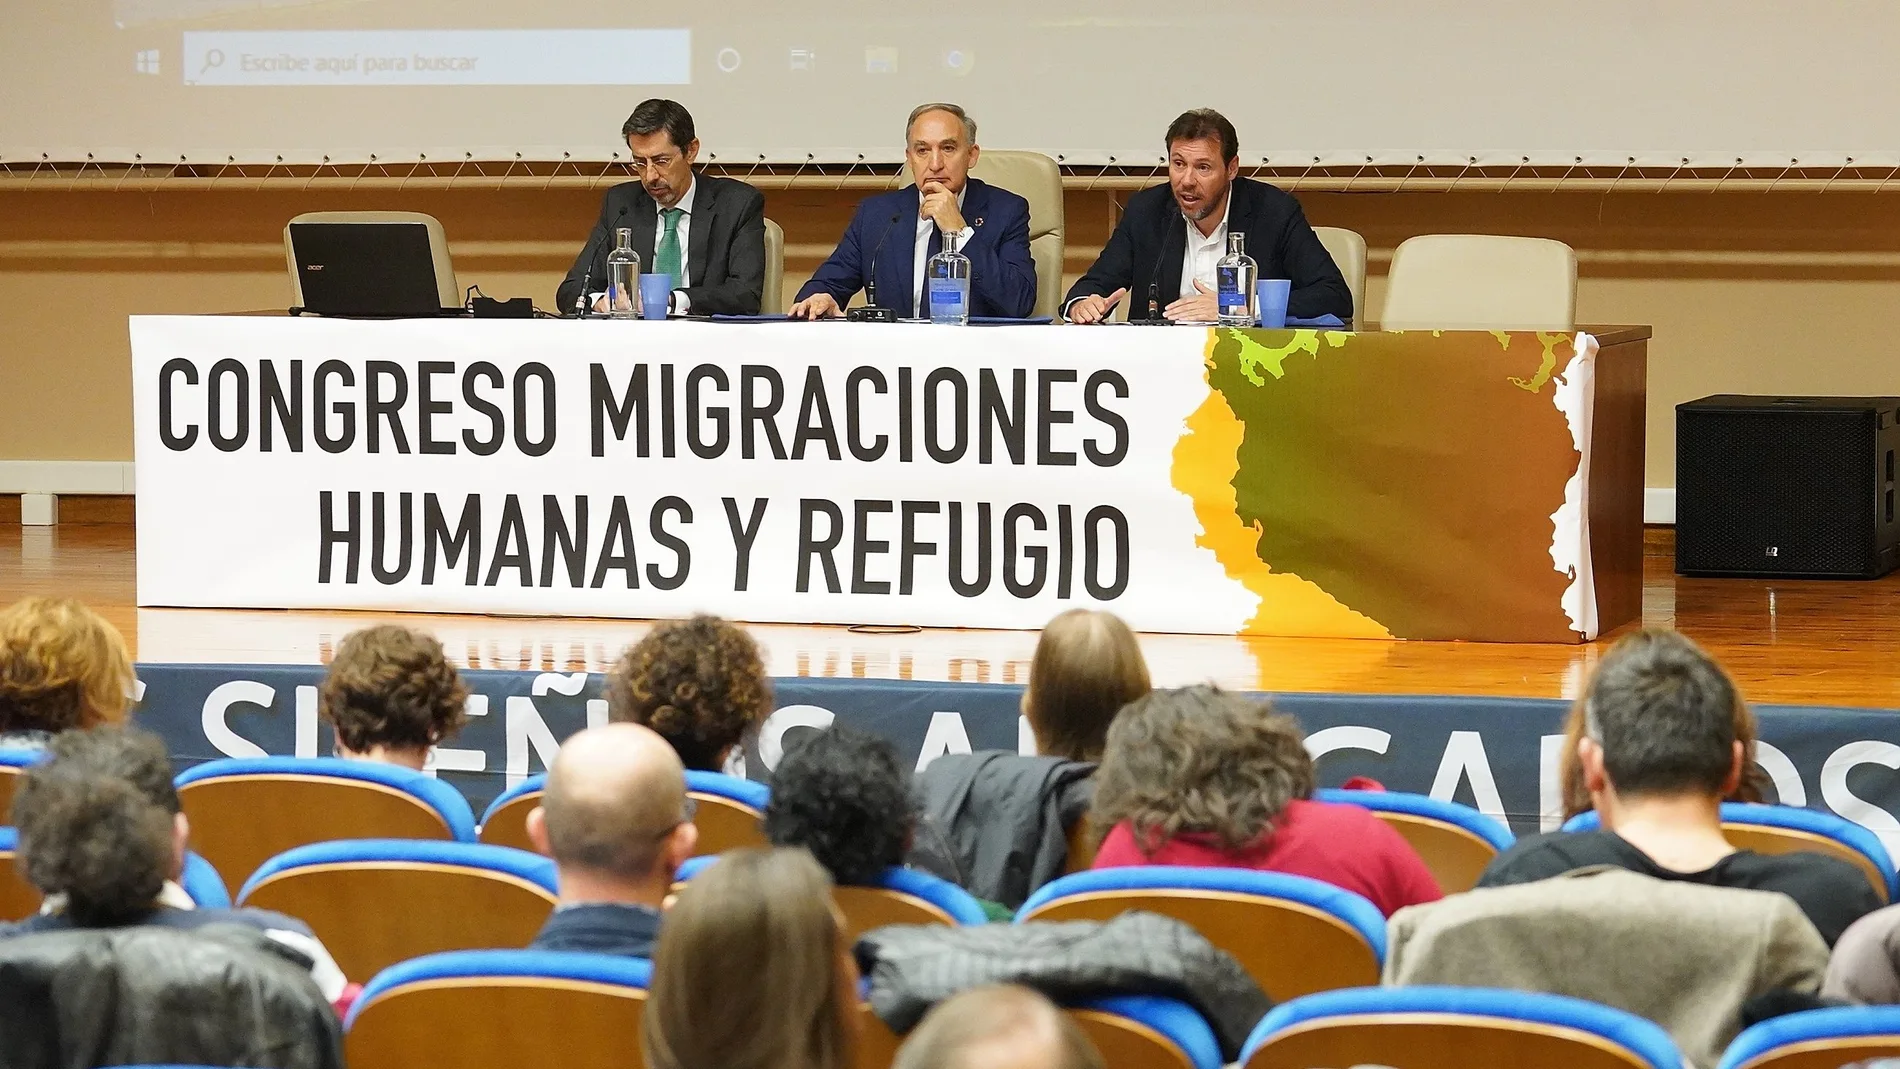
[130,317,1261,634]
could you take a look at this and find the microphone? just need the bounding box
[1144,197,1183,324]
[573,204,630,318]
[848,211,905,323]
[573,270,593,318]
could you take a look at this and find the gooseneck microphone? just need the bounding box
[1145,197,1183,324]
[573,204,630,318]
[849,211,905,323]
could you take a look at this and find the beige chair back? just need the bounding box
[687,789,771,855]
[1380,234,1576,331]
[0,767,21,825]
[832,885,963,944]
[899,150,1064,318]
[1246,1012,1670,1069]
[1312,226,1367,324]
[1064,817,1097,875]
[482,784,767,859]
[1723,822,1891,904]
[477,793,538,853]
[241,859,556,980]
[178,774,461,898]
[0,845,39,922]
[1371,810,1506,894]
[346,972,647,1069]
[762,217,786,313]
[1071,1007,1206,1069]
[1725,1038,1900,1069]
[854,1001,1204,1069]
[1019,887,1381,1002]
[282,210,459,309]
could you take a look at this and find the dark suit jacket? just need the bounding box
[529,903,661,959]
[1064,176,1352,321]
[557,173,766,316]
[794,177,1036,319]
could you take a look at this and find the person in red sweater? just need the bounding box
[1088,685,1441,916]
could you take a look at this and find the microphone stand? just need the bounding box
[847,211,904,323]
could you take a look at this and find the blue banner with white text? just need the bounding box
[130,663,1900,846]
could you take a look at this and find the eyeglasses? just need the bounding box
[629,156,676,172]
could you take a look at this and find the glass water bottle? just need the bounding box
[606,227,642,319]
[926,230,972,325]
[1216,231,1258,327]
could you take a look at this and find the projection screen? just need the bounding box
[3,0,1898,167]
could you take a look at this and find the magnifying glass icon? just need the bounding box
[198,48,224,76]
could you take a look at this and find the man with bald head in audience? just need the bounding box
[894,985,1105,1069]
[525,722,698,957]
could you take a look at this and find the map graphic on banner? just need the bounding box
[1177,327,1596,642]
[129,317,1596,641]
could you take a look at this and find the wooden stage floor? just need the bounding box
[7,522,1900,709]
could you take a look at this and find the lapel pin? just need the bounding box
[973,217,985,227]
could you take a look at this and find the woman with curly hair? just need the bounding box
[0,597,135,749]
[764,724,913,886]
[319,625,469,771]
[607,615,772,772]
[1089,684,1441,916]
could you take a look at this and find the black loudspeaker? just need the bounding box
[1676,395,1900,578]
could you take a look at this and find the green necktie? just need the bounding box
[654,207,684,284]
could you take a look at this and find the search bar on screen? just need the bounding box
[182,29,691,86]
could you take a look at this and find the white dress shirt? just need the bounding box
[1180,193,1231,301]
[660,176,695,313]
[911,186,973,317]
[591,176,695,313]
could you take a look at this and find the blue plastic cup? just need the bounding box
[640,274,673,320]
[1256,279,1292,328]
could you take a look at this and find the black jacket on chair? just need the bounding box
[555,173,767,316]
[1063,176,1352,322]
[0,923,342,1069]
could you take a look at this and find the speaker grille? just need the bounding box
[1677,402,1878,576]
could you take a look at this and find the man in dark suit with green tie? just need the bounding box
[557,99,768,316]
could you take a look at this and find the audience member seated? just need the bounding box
[319,624,468,771]
[643,847,858,1069]
[1478,628,1878,945]
[523,722,696,957]
[1386,866,1827,1069]
[764,723,913,887]
[0,597,134,750]
[1554,632,1771,822]
[0,727,347,1003]
[909,609,1150,908]
[893,984,1106,1069]
[1089,684,1442,916]
[608,615,772,773]
[1824,903,1900,1003]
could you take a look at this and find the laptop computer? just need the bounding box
[287,220,463,318]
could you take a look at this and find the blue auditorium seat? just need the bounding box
[1314,788,1514,891]
[1018,865,1385,1001]
[675,854,988,938]
[345,949,651,1069]
[175,755,477,897]
[1242,985,1683,1069]
[1717,1006,1900,1069]
[1565,801,1897,902]
[237,838,557,979]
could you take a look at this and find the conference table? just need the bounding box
[128,316,1649,644]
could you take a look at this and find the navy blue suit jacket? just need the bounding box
[796,177,1036,318]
